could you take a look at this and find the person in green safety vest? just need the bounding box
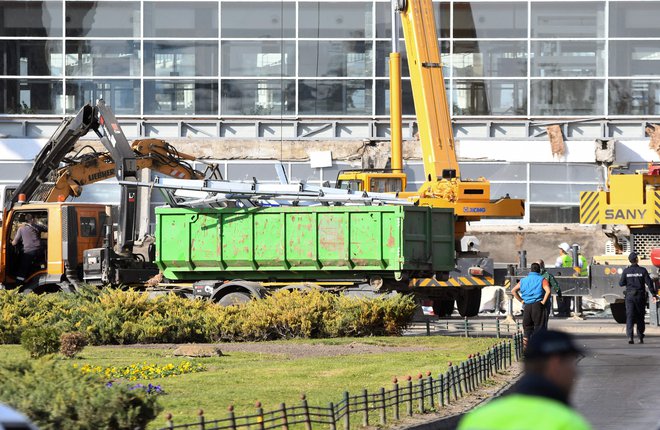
[555,242,573,268]
[457,330,591,430]
[572,243,589,276]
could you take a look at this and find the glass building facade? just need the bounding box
[1,0,659,118]
[0,0,657,224]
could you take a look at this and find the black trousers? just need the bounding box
[17,250,43,282]
[523,301,546,339]
[625,291,646,339]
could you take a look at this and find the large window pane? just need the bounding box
[531,80,604,116]
[65,80,139,115]
[299,41,373,77]
[529,206,579,223]
[66,41,140,77]
[531,184,596,203]
[376,41,411,78]
[0,40,62,76]
[453,2,527,38]
[453,41,527,78]
[531,41,605,77]
[461,163,527,181]
[66,2,139,37]
[222,42,294,77]
[375,79,415,116]
[222,2,295,38]
[531,2,605,38]
[299,80,372,115]
[610,1,660,38]
[0,1,62,37]
[609,80,660,116]
[530,164,600,182]
[144,2,218,38]
[0,79,62,114]
[610,41,660,77]
[221,79,294,116]
[144,80,218,115]
[300,3,372,38]
[145,42,218,77]
[453,80,527,116]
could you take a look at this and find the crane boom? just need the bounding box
[400,0,459,180]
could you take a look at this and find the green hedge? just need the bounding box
[0,288,417,345]
[0,358,162,430]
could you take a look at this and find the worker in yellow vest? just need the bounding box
[572,243,589,276]
[555,242,573,268]
[458,330,591,430]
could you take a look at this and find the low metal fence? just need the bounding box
[418,317,522,338]
[159,332,523,430]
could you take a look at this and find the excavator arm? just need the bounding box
[44,139,209,203]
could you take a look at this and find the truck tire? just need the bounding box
[610,302,627,324]
[217,291,251,306]
[456,288,481,318]
[433,299,454,317]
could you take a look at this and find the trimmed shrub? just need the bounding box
[59,332,88,358]
[20,327,61,358]
[0,358,162,430]
[0,287,417,345]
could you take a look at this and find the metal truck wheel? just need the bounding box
[610,302,627,324]
[433,299,454,317]
[217,292,252,306]
[456,288,481,318]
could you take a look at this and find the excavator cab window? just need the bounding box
[7,210,48,284]
[337,179,364,192]
[369,178,404,193]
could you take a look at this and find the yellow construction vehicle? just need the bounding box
[337,0,524,317]
[0,100,214,293]
[579,163,660,323]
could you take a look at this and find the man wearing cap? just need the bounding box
[511,262,551,345]
[458,330,591,430]
[619,251,659,344]
[554,242,573,268]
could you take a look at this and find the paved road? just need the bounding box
[572,329,660,430]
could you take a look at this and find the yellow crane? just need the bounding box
[337,0,525,317]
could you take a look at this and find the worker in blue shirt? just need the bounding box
[512,262,551,347]
[619,251,659,344]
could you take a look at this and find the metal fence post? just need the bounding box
[438,373,445,407]
[496,318,501,338]
[329,403,336,430]
[198,409,205,430]
[450,364,458,401]
[426,318,431,336]
[343,392,350,430]
[379,387,386,425]
[460,360,469,394]
[426,371,434,409]
[228,406,236,430]
[417,374,424,413]
[406,376,413,416]
[256,402,265,430]
[302,395,312,430]
[393,378,400,421]
[464,317,469,337]
[280,403,289,430]
[362,389,369,427]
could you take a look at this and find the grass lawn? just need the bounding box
[0,336,502,429]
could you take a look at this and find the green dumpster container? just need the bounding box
[155,205,454,284]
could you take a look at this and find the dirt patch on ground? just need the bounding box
[110,342,439,358]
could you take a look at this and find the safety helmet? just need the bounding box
[558,242,571,253]
[571,243,580,251]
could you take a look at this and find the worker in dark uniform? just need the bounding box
[619,252,659,344]
[11,213,47,284]
[537,259,561,328]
